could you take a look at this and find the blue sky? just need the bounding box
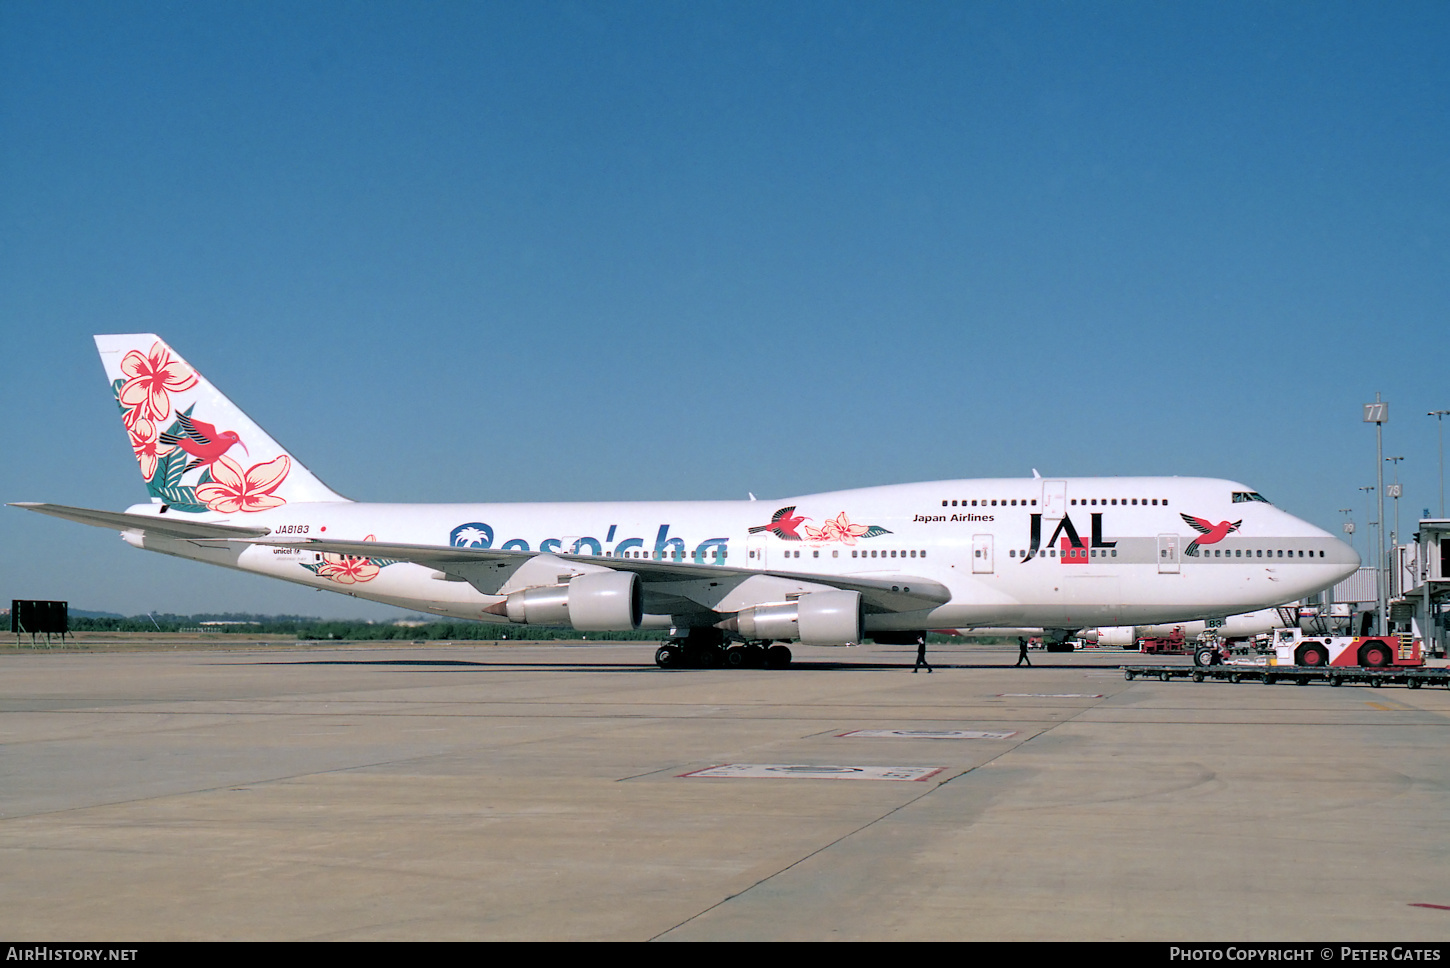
[3,1,1447,618]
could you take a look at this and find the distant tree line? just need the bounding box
[65,613,671,641]
[64,613,982,644]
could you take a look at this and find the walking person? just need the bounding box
[914,633,932,673]
[1016,636,1032,667]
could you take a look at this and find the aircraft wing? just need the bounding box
[252,536,951,614]
[11,503,272,541]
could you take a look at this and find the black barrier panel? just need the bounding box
[12,600,68,634]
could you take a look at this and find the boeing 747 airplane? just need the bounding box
[16,335,1360,668]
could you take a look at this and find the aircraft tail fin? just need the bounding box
[95,334,350,512]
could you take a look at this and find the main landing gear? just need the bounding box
[654,628,792,669]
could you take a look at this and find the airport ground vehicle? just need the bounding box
[1191,626,1421,670]
[1138,627,1190,655]
[1266,627,1422,669]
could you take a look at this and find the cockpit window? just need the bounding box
[1232,491,1271,504]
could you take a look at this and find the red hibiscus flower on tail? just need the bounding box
[117,341,198,424]
[195,455,291,513]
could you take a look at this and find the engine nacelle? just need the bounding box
[1086,626,1136,647]
[720,590,862,646]
[502,571,642,631]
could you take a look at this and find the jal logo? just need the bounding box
[1021,513,1115,564]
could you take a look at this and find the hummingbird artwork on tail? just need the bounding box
[160,411,247,472]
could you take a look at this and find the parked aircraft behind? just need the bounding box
[1083,607,1287,647]
[16,335,1361,668]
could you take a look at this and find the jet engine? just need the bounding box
[718,589,862,646]
[1084,626,1136,647]
[499,571,642,631]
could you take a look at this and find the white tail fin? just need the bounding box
[95,334,349,512]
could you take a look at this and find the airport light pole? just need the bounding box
[1359,481,1379,635]
[1340,508,1354,556]
[1431,411,1449,519]
[1365,396,1389,635]
[1386,456,1403,600]
[1359,486,1376,570]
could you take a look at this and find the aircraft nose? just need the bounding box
[1329,535,1361,580]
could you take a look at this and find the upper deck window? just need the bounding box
[1233,491,1271,504]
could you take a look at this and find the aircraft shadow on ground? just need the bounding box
[244,658,1127,672]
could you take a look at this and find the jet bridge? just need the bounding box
[1395,519,1450,658]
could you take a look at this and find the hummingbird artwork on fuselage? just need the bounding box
[15,335,1360,668]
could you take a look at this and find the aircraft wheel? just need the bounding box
[1194,647,1219,667]
[725,646,749,668]
[766,644,793,669]
[655,645,681,669]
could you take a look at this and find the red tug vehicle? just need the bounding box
[1266,627,1421,669]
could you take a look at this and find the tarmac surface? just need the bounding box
[2,640,1449,941]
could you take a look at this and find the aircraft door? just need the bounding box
[1040,480,1067,520]
[1157,534,1180,574]
[972,534,995,574]
[746,533,768,570]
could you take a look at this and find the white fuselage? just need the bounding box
[122,476,1359,634]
